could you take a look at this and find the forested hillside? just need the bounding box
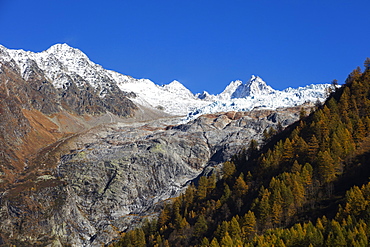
[113,58,370,247]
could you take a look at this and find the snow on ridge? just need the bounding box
[0,44,334,120]
[162,80,195,99]
[182,82,333,123]
[2,43,112,92]
[116,78,211,116]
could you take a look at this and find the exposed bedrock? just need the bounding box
[0,106,308,246]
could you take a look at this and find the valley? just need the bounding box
[0,105,309,246]
[0,43,334,246]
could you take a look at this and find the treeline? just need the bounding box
[112,58,370,247]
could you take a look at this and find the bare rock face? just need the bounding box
[0,58,138,184]
[0,106,309,246]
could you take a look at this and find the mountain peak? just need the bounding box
[47,43,77,52]
[224,75,274,99]
[246,75,267,87]
[218,80,243,100]
[0,44,332,119]
[248,75,263,84]
[162,80,195,99]
[45,43,87,58]
[167,80,183,87]
[244,75,275,96]
[163,80,188,91]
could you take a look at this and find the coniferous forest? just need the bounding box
[112,58,370,247]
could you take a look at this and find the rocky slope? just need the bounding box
[0,45,145,186]
[0,44,328,246]
[0,105,311,246]
[0,44,138,117]
[0,43,331,183]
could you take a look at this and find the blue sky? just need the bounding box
[1,0,370,94]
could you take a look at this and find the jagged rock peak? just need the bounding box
[232,75,272,98]
[218,75,275,100]
[217,80,243,100]
[243,75,275,96]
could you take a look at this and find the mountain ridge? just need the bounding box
[0,43,334,175]
[0,43,333,118]
[0,43,350,246]
[112,59,370,247]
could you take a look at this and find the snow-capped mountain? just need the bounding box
[0,43,334,121]
[0,44,211,116]
[185,83,331,122]
[216,75,275,100]
[233,75,275,97]
[110,73,211,115]
[182,75,332,122]
[0,43,120,96]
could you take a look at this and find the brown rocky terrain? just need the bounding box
[0,56,140,187]
[0,103,311,246]
[0,44,318,246]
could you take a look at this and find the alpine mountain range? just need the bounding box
[0,43,332,121]
[0,43,335,246]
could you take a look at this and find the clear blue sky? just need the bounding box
[1,0,370,94]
